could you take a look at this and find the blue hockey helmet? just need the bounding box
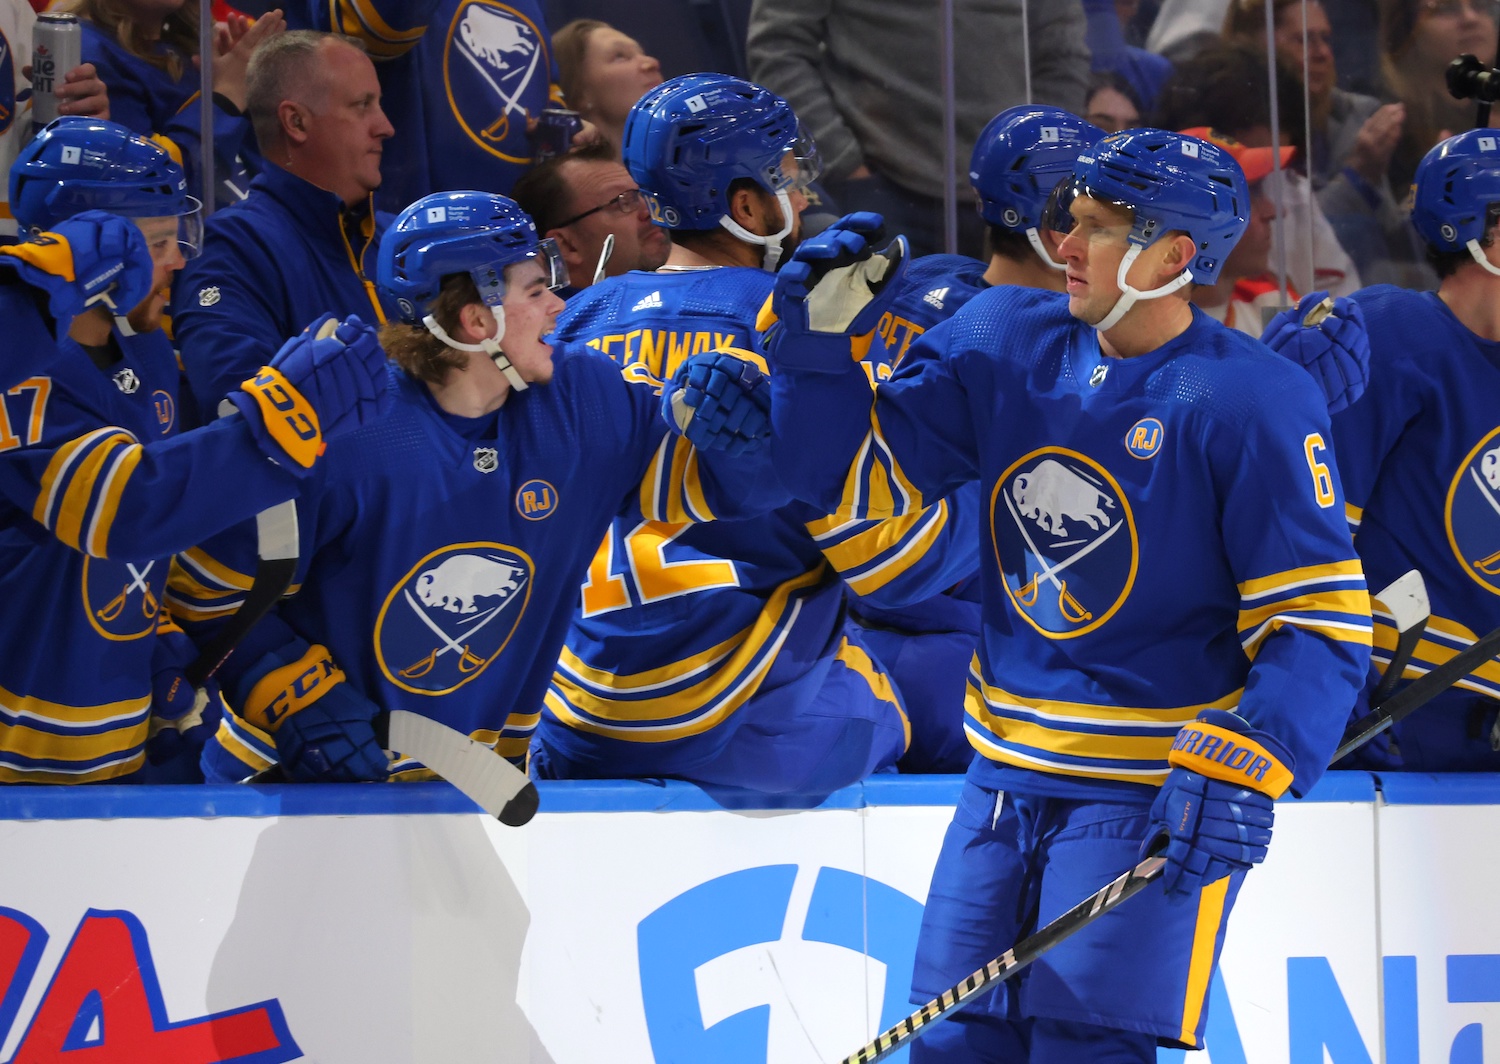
[1410,128,1500,256]
[1046,127,1250,286]
[11,117,202,256]
[378,190,568,325]
[970,106,1105,232]
[621,73,820,232]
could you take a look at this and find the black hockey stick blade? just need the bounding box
[1369,570,1430,705]
[1335,618,1500,762]
[185,500,299,687]
[840,856,1167,1064]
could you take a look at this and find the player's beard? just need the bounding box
[126,286,171,335]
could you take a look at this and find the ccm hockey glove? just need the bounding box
[226,313,392,475]
[1260,291,1370,414]
[662,349,772,454]
[765,212,908,371]
[147,611,220,766]
[1147,709,1295,898]
[236,642,388,783]
[0,211,155,329]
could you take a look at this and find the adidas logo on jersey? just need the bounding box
[633,291,664,312]
[923,287,949,310]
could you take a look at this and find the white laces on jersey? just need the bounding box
[1093,244,1194,332]
[718,189,794,272]
[422,312,529,392]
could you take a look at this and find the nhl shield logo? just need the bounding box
[473,447,498,473]
[1446,427,1500,595]
[112,368,140,394]
[992,447,1138,638]
[445,0,549,163]
[376,543,534,694]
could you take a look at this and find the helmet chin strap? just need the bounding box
[1026,228,1067,271]
[1466,239,1500,277]
[84,289,137,337]
[421,310,529,392]
[1092,244,1194,333]
[719,189,794,271]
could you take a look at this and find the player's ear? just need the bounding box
[727,185,761,233]
[1158,232,1195,279]
[279,102,310,144]
[456,300,494,343]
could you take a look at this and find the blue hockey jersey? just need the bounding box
[1328,286,1500,764]
[538,268,979,778]
[173,354,783,778]
[769,285,1373,798]
[285,0,561,210]
[0,322,185,782]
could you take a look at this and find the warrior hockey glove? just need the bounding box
[147,612,220,766]
[765,212,908,371]
[0,211,154,330]
[1146,709,1295,899]
[1260,291,1370,414]
[235,642,389,783]
[662,350,772,455]
[227,312,393,475]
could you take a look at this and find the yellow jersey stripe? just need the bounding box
[53,433,133,552]
[834,637,909,750]
[0,717,148,762]
[1238,559,1366,598]
[1179,876,1231,1044]
[0,751,145,784]
[85,440,144,558]
[837,502,950,597]
[33,427,117,530]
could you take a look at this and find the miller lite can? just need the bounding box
[31,13,82,129]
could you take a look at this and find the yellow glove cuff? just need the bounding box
[240,366,324,469]
[242,644,346,733]
[1167,720,1294,799]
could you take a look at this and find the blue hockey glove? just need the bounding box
[236,641,389,782]
[1146,710,1295,898]
[766,212,908,371]
[662,350,772,454]
[0,211,154,329]
[147,614,220,765]
[1260,291,1370,414]
[226,312,393,475]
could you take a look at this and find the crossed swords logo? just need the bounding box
[95,560,158,623]
[454,14,542,146]
[397,576,527,680]
[1002,488,1122,625]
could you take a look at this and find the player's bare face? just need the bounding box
[303,43,395,205]
[126,216,186,333]
[562,160,670,275]
[498,260,566,385]
[1054,195,1134,325]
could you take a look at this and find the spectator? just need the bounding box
[1083,0,1173,110]
[1083,70,1144,133]
[1182,126,1299,333]
[551,19,662,159]
[748,0,1091,258]
[2,0,110,239]
[511,140,670,293]
[1381,0,1500,194]
[1223,1,1415,288]
[60,0,284,206]
[1154,41,1365,297]
[170,30,396,410]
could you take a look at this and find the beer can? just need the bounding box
[31,13,82,129]
[534,107,583,161]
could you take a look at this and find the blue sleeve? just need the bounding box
[1213,374,1374,794]
[1326,345,1424,535]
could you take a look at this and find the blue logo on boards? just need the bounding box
[637,866,923,1063]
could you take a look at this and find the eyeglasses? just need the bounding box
[555,188,645,228]
[1420,0,1500,19]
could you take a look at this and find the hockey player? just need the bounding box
[175,190,780,784]
[530,74,980,794]
[1287,128,1500,770]
[0,117,392,782]
[740,129,1372,1059]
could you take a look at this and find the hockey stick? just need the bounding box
[840,616,1500,1064]
[246,710,539,827]
[1370,570,1430,705]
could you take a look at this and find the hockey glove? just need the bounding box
[1146,709,1295,899]
[0,211,154,329]
[1260,291,1370,414]
[226,313,393,475]
[237,642,389,782]
[662,350,772,454]
[147,612,220,766]
[766,212,908,371]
